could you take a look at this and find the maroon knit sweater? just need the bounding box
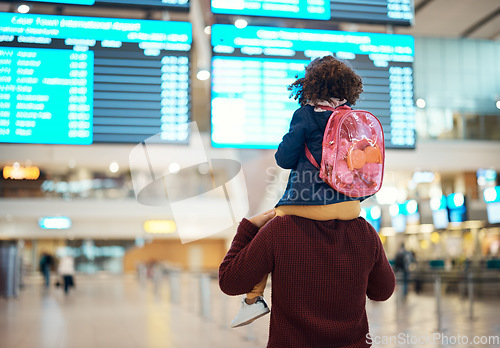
[219,215,395,348]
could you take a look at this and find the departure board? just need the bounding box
[96,0,189,7]
[0,12,191,144]
[211,0,413,25]
[0,47,93,144]
[28,0,95,4]
[211,0,331,20]
[331,0,413,25]
[20,0,190,9]
[211,24,415,149]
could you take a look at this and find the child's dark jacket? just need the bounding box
[275,104,361,206]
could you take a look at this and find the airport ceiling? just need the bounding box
[397,0,500,40]
[0,0,499,41]
[201,0,500,41]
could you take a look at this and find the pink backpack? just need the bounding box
[305,105,385,198]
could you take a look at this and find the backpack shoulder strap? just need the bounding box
[305,144,320,169]
[304,104,351,170]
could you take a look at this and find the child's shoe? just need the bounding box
[230,296,270,328]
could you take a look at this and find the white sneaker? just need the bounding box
[230,296,270,328]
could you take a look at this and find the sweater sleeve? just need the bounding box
[366,229,396,301]
[275,108,309,169]
[219,218,275,296]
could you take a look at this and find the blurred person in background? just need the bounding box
[394,243,413,298]
[57,248,75,295]
[411,250,423,294]
[39,252,54,289]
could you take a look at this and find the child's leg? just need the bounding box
[243,209,283,303]
[230,210,280,328]
[245,274,268,303]
[275,206,287,217]
[231,273,270,328]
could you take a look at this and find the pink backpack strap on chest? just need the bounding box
[305,144,320,169]
[304,105,335,169]
[304,104,336,170]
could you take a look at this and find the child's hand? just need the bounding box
[248,209,276,228]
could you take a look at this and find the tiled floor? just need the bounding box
[1,273,499,348]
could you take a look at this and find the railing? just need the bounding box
[416,111,500,141]
[136,263,500,339]
[136,262,263,340]
[394,269,500,330]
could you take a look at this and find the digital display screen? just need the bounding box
[486,202,500,224]
[0,12,192,144]
[391,215,406,233]
[361,206,381,232]
[28,0,95,4]
[432,209,449,229]
[331,0,413,25]
[484,186,500,203]
[211,0,413,25]
[447,193,467,224]
[0,47,93,144]
[39,216,72,229]
[211,0,331,20]
[211,24,415,149]
[21,0,190,9]
[96,0,189,8]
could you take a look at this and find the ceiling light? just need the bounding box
[17,4,30,13]
[360,208,367,219]
[406,199,418,215]
[235,19,248,29]
[389,204,400,217]
[483,187,497,203]
[416,98,426,108]
[370,206,382,220]
[109,162,119,173]
[453,193,465,208]
[196,70,210,81]
[430,196,444,211]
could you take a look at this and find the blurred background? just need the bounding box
[0,1,499,347]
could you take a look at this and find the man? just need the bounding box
[219,210,395,347]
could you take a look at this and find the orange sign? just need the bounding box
[143,220,176,234]
[2,165,40,180]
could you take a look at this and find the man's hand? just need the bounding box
[248,209,276,229]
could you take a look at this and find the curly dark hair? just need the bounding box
[287,55,363,106]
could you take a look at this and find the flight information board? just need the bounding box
[0,47,93,144]
[28,0,95,4]
[96,0,189,8]
[0,12,191,144]
[331,0,413,25]
[211,0,413,25]
[211,24,415,149]
[211,0,331,20]
[18,0,190,9]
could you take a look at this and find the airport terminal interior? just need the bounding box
[0,0,500,347]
